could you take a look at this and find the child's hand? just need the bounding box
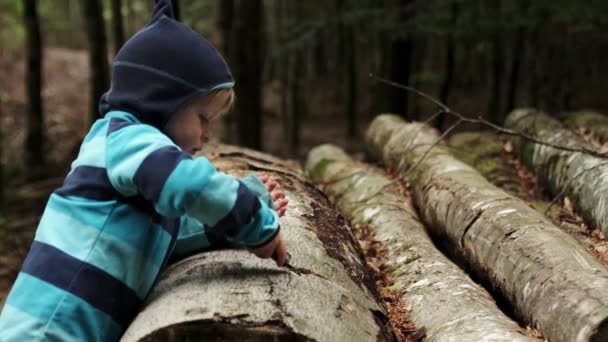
[259,175,288,217]
[249,232,289,266]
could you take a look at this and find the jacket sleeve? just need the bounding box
[170,215,212,260]
[105,122,279,247]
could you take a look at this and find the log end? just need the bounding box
[141,320,310,342]
[305,144,350,183]
[504,108,540,129]
[590,317,608,342]
[365,114,407,160]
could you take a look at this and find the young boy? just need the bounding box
[0,1,288,341]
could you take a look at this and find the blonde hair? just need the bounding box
[197,88,235,121]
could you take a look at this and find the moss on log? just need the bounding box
[120,144,395,342]
[306,144,538,342]
[367,114,608,342]
[505,109,608,237]
[447,132,562,220]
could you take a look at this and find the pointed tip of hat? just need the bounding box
[149,0,174,24]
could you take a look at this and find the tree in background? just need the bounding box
[81,0,110,125]
[345,14,357,138]
[0,95,4,205]
[436,1,458,130]
[217,0,234,143]
[487,0,505,124]
[24,0,45,175]
[232,0,264,150]
[371,0,415,120]
[171,0,180,22]
[111,0,125,54]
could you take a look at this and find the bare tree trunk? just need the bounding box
[307,145,539,342]
[373,0,414,120]
[367,114,608,342]
[488,37,504,122]
[288,50,304,157]
[217,0,234,143]
[81,0,110,126]
[346,24,357,138]
[111,0,125,54]
[276,0,291,157]
[488,0,505,124]
[505,29,524,113]
[171,0,180,21]
[24,0,45,175]
[233,0,264,150]
[286,2,305,157]
[505,109,608,238]
[0,99,4,205]
[120,144,395,342]
[438,1,458,109]
[505,1,528,113]
[386,37,413,118]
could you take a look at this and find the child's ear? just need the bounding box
[148,0,174,25]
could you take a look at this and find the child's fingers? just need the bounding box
[274,199,288,210]
[272,190,284,201]
[273,238,289,266]
[277,207,286,217]
[259,174,269,183]
[266,181,277,192]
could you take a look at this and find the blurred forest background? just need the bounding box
[0,0,608,299]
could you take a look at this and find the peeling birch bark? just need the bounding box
[306,144,538,342]
[505,109,608,237]
[367,114,608,342]
[120,144,394,342]
[448,131,608,264]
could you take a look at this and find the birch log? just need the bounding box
[562,110,608,144]
[447,132,561,219]
[306,144,538,342]
[505,109,608,237]
[367,114,608,342]
[120,144,395,342]
[448,132,608,262]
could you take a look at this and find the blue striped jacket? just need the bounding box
[0,111,279,341]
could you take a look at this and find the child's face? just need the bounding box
[165,96,224,155]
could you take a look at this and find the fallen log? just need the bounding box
[120,144,395,342]
[367,114,608,342]
[448,132,526,197]
[505,109,608,237]
[306,144,538,342]
[448,131,608,264]
[561,110,608,144]
[447,132,569,220]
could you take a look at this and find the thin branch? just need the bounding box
[370,73,449,111]
[370,74,608,159]
[369,74,608,224]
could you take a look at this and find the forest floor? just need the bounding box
[0,47,373,302]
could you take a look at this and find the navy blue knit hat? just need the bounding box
[99,0,234,130]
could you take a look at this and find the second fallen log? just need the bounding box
[306,144,538,342]
[505,109,608,237]
[367,114,608,342]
